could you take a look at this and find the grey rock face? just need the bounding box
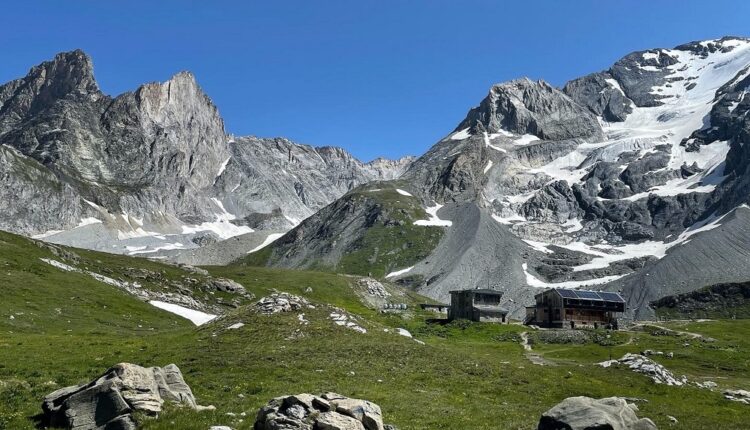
[455,78,604,141]
[41,363,208,430]
[254,392,384,430]
[563,72,633,122]
[538,396,657,430]
[0,50,411,253]
[214,136,415,228]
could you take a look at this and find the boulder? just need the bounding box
[254,392,384,430]
[42,363,209,429]
[538,396,658,430]
[255,292,312,314]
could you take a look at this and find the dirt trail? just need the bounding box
[520,331,554,366]
[633,323,704,339]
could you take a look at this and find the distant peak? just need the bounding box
[25,49,99,95]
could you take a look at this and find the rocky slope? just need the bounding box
[252,36,750,319]
[0,50,412,255]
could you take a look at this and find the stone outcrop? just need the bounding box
[599,353,687,386]
[723,389,750,405]
[41,363,209,430]
[254,392,385,430]
[538,396,657,430]
[254,293,312,314]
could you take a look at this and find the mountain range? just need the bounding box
[3,36,750,320]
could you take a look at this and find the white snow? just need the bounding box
[247,233,285,254]
[513,134,540,145]
[491,213,526,225]
[396,328,413,338]
[181,198,253,240]
[483,132,507,152]
[385,266,414,278]
[522,263,626,288]
[227,322,245,330]
[31,230,64,239]
[414,204,452,227]
[128,243,186,255]
[396,188,413,197]
[570,207,734,271]
[562,218,584,233]
[40,258,78,272]
[149,301,217,326]
[77,217,102,227]
[483,160,494,174]
[216,157,231,178]
[450,128,472,140]
[522,240,554,254]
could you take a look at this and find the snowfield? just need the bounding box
[414,204,453,227]
[149,301,217,326]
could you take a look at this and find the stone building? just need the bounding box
[448,289,509,323]
[525,288,625,329]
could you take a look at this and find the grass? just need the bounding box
[236,185,444,279]
[1,230,750,429]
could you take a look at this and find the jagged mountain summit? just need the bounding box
[249,36,750,320]
[0,50,413,255]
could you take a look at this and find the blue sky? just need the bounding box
[2,1,748,161]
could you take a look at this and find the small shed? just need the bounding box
[526,288,625,329]
[448,289,509,323]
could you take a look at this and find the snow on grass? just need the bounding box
[450,128,472,140]
[385,266,414,278]
[396,328,413,338]
[483,160,494,174]
[227,322,245,330]
[149,300,217,326]
[396,188,413,197]
[40,258,78,272]
[522,263,626,288]
[247,233,285,254]
[414,204,452,227]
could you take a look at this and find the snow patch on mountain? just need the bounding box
[414,204,453,227]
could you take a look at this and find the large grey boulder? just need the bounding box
[42,363,209,429]
[538,396,658,430]
[254,392,384,430]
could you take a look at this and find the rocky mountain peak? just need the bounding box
[0,49,100,134]
[455,77,604,142]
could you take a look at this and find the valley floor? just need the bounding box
[0,233,749,429]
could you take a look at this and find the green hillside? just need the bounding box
[1,230,749,429]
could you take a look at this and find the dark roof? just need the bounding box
[449,288,504,295]
[546,288,625,303]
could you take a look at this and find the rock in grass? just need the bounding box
[254,392,384,430]
[42,363,210,430]
[537,396,657,430]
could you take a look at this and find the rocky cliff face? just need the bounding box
[0,50,411,254]
[255,37,750,319]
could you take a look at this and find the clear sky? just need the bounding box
[2,1,748,161]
